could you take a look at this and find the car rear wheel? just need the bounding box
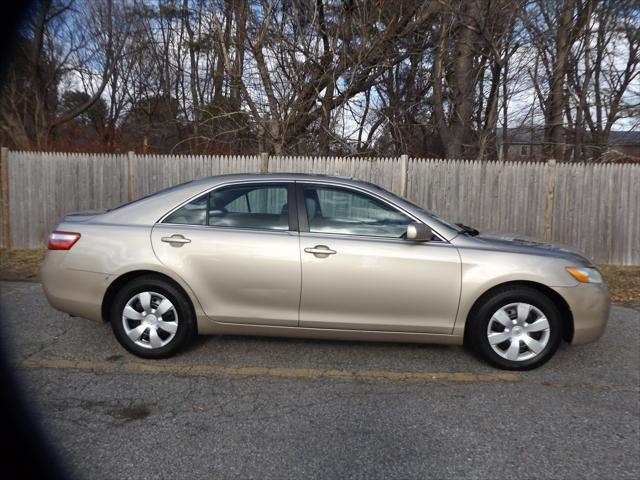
[110,276,195,359]
[467,286,562,370]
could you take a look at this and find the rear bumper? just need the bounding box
[40,251,109,322]
[553,282,611,344]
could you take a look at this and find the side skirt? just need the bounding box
[196,316,463,345]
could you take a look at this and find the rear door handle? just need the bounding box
[161,234,191,245]
[304,245,336,256]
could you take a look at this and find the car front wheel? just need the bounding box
[467,286,563,370]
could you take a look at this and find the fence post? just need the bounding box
[260,152,270,173]
[1,147,10,248]
[127,151,136,201]
[544,159,557,241]
[399,154,408,197]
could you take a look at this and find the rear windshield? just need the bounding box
[107,181,194,212]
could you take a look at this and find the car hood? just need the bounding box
[455,232,595,267]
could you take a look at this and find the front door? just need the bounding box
[151,182,301,326]
[297,183,461,334]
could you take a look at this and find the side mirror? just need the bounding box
[406,222,433,242]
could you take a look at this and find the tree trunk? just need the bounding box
[432,19,449,148]
[545,0,574,159]
[183,0,200,153]
[478,63,502,161]
[231,0,247,104]
[447,3,478,158]
[214,0,233,100]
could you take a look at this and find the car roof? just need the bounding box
[96,173,460,240]
[186,172,363,186]
[100,173,369,223]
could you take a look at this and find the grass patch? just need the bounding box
[1,248,638,307]
[0,248,46,282]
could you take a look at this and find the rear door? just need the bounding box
[297,182,461,333]
[151,182,301,326]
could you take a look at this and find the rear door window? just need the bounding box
[163,183,291,231]
[209,184,289,230]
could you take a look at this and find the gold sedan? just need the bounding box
[41,174,610,370]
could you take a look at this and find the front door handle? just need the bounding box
[161,234,191,245]
[304,245,337,257]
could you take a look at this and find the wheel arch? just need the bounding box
[101,269,199,334]
[463,280,574,344]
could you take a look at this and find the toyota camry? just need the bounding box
[41,174,610,370]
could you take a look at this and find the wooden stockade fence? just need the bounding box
[0,149,638,265]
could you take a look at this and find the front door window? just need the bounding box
[302,185,411,238]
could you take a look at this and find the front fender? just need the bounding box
[452,249,579,336]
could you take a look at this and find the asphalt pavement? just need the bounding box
[1,281,638,479]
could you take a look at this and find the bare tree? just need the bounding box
[0,0,131,149]
[1,0,636,159]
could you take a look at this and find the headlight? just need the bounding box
[566,267,603,283]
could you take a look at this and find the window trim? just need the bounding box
[157,177,447,242]
[159,181,298,232]
[295,181,446,242]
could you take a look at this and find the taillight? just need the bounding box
[48,231,81,250]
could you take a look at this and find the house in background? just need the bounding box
[496,128,640,162]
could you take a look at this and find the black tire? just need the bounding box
[466,286,563,370]
[110,275,195,359]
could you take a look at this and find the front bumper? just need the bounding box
[553,282,611,344]
[41,251,110,322]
